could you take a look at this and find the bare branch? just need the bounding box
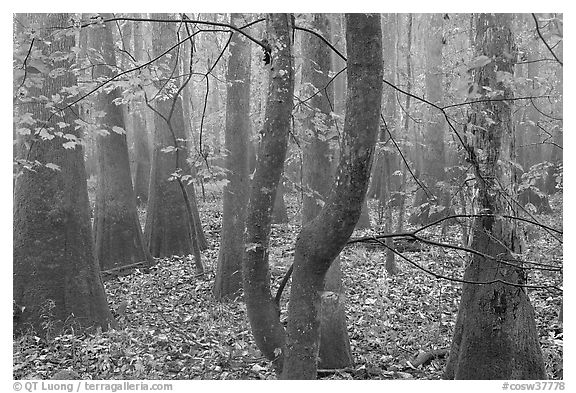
[369,237,561,292]
[531,13,563,67]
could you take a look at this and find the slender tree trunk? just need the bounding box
[356,199,371,229]
[381,13,399,274]
[131,14,151,205]
[424,13,446,193]
[330,14,346,117]
[444,13,546,380]
[300,13,352,369]
[282,13,383,379]
[89,14,153,271]
[13,13,115,334]
[272,183,290,224]
[396,14,413,233]
[214,13,252,300]
[178,25,209,251]
[412,13,448,224]
[242,13,294,375]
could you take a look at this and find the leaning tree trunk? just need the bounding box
[13,13,115,334]
[89,13,153,271]
[300,13,352,369]
[144,14,204,273]
[444,13,546,380]
[213,13,252,300]
[242,13,294,375]
[282,13,383,379]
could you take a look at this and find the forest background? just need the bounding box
[5,1,572,388]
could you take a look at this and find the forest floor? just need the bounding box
[13,185,563,380]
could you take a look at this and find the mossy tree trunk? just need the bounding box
[444,13,546,380]
[300,13,352,369]
[242,13,294,375]
[13,13,115,335]
[282,13,383,379]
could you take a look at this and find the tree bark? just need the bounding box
[282,13,383,379]
[89,13,153,271]
[13,13,115,334]
[444,13,546,380]
[242,13,294,375]
[300,13,353,369]
[214,13,252,301]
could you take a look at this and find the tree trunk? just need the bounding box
[330,14,346,117]
[144,14,204,274]
[444,13,546,380]
[300,13,352,369]
[242,13,294,375]
[282,13,383,379]
[411,14,448,225]
[89,14,153,271]
[13,13,115,334]
[355,198,371,229]
[214,13,252,301]
[131,15,151,205]
[381,13,399,275]
[178,27,209,252]
[272,183,289,224]
[395,14,413,233]
[423,13,446,194]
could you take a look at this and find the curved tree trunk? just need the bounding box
[282,13,383,379]
[214,13,252,300]
[242,13,294,375]
[300,13,352,369]
[444,13,546,380]
[13,13,115,334]
[89,13,153,271]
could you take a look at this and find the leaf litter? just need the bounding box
[13,192,562,380]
